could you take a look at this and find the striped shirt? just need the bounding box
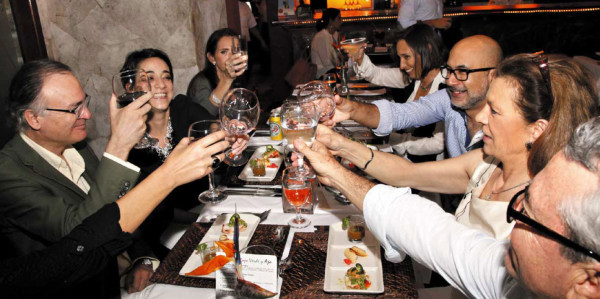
[372,89,480,158]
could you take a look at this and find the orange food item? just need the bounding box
[185,255,231,276]
[216,241,235,257]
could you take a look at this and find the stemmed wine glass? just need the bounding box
[188,120,227,204]
[112,69,157,149]
[321,73,337,94]
[219,88,260,166]
[298,81,336,122]
[282,167,311,228]
[281,100,319,175]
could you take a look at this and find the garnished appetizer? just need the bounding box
[343,246,368,265]
[222,213,247,234]
[261,145,281,160]
[345,263,371,290]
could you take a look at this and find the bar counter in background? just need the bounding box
[266,0,600,84]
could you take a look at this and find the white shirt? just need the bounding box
[311,29,340,79]
[397,0,444,29]
[363,184,526,298]
[353,54,408,89]
[20,133,139,194]
[239,2,257,41]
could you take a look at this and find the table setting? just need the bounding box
[142,83,416,298]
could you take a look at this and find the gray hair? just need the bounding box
[8,60,72,133]
[560,116,600,263]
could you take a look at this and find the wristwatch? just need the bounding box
[140,258,153,269]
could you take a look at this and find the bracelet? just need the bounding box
[210,93,221,106]
[360,148,374,171]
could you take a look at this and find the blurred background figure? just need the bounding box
[311,8,342,79]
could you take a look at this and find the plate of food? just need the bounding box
[179,213,259,279]
[238,145,284,182]
[323,221,384,294]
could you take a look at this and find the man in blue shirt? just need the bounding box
[327,35,503,158]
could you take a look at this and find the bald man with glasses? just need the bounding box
[326,35,503,158]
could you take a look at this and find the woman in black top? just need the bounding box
[120,48,246,258]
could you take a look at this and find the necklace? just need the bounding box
[147,117,173,161]
[483,180,530,201]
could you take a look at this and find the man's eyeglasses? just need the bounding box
[532,51,554,103]
[507,186,600,262]
[440,65,494,81]
[45,95,90,119]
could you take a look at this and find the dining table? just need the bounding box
[123,92,417,298]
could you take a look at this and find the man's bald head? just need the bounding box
[445,35,502,110]
[451,35,503,68]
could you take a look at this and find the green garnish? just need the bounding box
[227,213,247,227]
[342,216,350,230]
[196,242,207,252]
[249,158,258,167]
[355,263,364,274]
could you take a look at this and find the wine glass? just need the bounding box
[112,69,157,149]
[280,100,319,175]
[188,120,227,204]
[298,82,336,122]
[219,88,260,166]
[321,73,337,94]
[232,35,248,71]
[282,167,311,228]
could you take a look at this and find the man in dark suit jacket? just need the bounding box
[0,60,153,296]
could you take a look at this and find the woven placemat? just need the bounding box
[150,222,290,288]
[280,226,417,298]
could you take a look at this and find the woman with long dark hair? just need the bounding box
[311,8,342,78]
[187,28,248,117]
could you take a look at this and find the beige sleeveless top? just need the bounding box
[454,156,515,239]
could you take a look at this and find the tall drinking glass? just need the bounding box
[188,120,227,204]
[220,88,260,166]
[280,100,319,175]
[282,167,311,228]
[232,35,248,71]
[112,69,157,149]
[298,82,336,122]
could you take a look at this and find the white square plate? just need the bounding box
[238,146,284,182]
[323,222,384,294]
[179,213,260,279]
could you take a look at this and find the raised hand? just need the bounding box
[105,92,152,160]
[322,94,354,127]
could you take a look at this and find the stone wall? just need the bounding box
[36,0,227,155]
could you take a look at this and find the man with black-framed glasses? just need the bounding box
[326,35,502,158]
[296,116,600,297]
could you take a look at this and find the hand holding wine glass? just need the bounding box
[231,35,249,72]
[281,100,319,174]
[112,69,157,149]
[298,82,336,122]
[220,88,260,166]
[188,120,228,204]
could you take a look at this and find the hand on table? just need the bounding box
[105,92,152,160]
[125,262,154,293]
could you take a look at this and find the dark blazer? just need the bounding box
[0,134,140,257]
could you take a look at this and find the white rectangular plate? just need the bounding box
[179,213,260,279]
[238,146,284,182]
[323,222,384,294]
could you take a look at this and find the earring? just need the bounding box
[212,61,216,66]
[526,142,532,150]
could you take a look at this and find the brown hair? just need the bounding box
[495,53,598,176]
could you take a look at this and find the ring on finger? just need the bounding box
[211,156,221,169]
